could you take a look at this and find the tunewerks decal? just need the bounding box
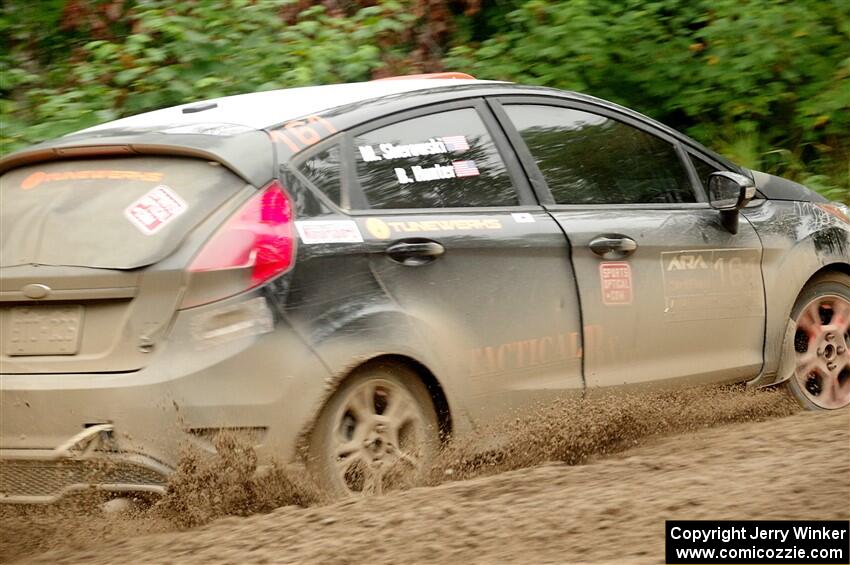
[364,217,502,239]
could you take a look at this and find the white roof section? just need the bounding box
[81,79,488,133]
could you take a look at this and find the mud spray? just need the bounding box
[429,384,800,482]
[0,384,799,562]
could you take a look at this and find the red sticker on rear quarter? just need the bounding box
[124,185,187,235]
[600,261,633,305]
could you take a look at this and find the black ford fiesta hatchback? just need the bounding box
[1,73,848,503]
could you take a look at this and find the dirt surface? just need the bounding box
[4,391,848,564]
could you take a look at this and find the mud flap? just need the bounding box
[749,317,797,388]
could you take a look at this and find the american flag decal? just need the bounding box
[442,135,470,152]
[452,160,480,178]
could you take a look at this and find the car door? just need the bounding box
[341,99,585,421]
[491,97,766,389]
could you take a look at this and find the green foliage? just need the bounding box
[1,0,415,152]
[1,0,848,202]
[447,0,850,201]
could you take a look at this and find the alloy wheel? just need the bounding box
[331,378,427,495]
[793,294,850,409]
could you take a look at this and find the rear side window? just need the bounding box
[352,108,518,209]
[504,104,696,205]
[298,144,342,206]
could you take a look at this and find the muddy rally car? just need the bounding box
[1,73,848,503]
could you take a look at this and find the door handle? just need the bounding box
[589,235,638,259]
[385,239,445,266]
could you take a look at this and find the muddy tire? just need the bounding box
[784,272,850,410]
[307,361,440,498]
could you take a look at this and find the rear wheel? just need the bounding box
[307,362,440,497]
[785,273,850,410]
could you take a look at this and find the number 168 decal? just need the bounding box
[270,115,337,152]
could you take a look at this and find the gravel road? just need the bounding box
[5,393,847,565]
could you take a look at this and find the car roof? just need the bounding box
[81,79,491,133]
[1,77,740,184]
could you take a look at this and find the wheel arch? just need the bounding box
[294,350,456,460]
[808,262,850,279]
[753,260,850,388]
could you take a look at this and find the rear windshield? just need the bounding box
[0,157,247,269]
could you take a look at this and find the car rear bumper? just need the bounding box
[0,424,169,503]
[0,294,332,503]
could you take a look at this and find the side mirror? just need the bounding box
[707,171,756,234]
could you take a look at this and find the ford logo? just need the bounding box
[22,283,51,299]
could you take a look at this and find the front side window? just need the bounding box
[690,154,720,192]
[504,104,696,205]
[352,108,518,209]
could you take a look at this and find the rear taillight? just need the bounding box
[182,181,295,308]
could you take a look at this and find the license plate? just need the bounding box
[6,305,83,356]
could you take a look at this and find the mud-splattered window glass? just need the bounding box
[505,105,696,205]
[352,109,518,209]
[299,144,342,206]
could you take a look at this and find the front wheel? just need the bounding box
[307,362,440,497]
[785,273,850,410]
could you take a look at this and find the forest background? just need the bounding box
[2,0,847,201]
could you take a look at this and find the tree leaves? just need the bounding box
[0,0,847,201]
[448,0,849,200]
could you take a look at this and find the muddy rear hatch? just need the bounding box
[0,157,250,373]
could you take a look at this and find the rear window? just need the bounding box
[0,157,247,269]
[352,108,518,209]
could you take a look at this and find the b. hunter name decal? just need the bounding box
[394,160,480,184]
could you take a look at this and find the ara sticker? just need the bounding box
[659,249,762,321]
[295,220,363,244]
[599,261,633,305]
[124,185,187,235]
[511,212,535,223]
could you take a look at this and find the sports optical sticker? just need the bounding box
[124,185,187,235]
[600,261,633,305]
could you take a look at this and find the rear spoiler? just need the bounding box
[0,129,276,188]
